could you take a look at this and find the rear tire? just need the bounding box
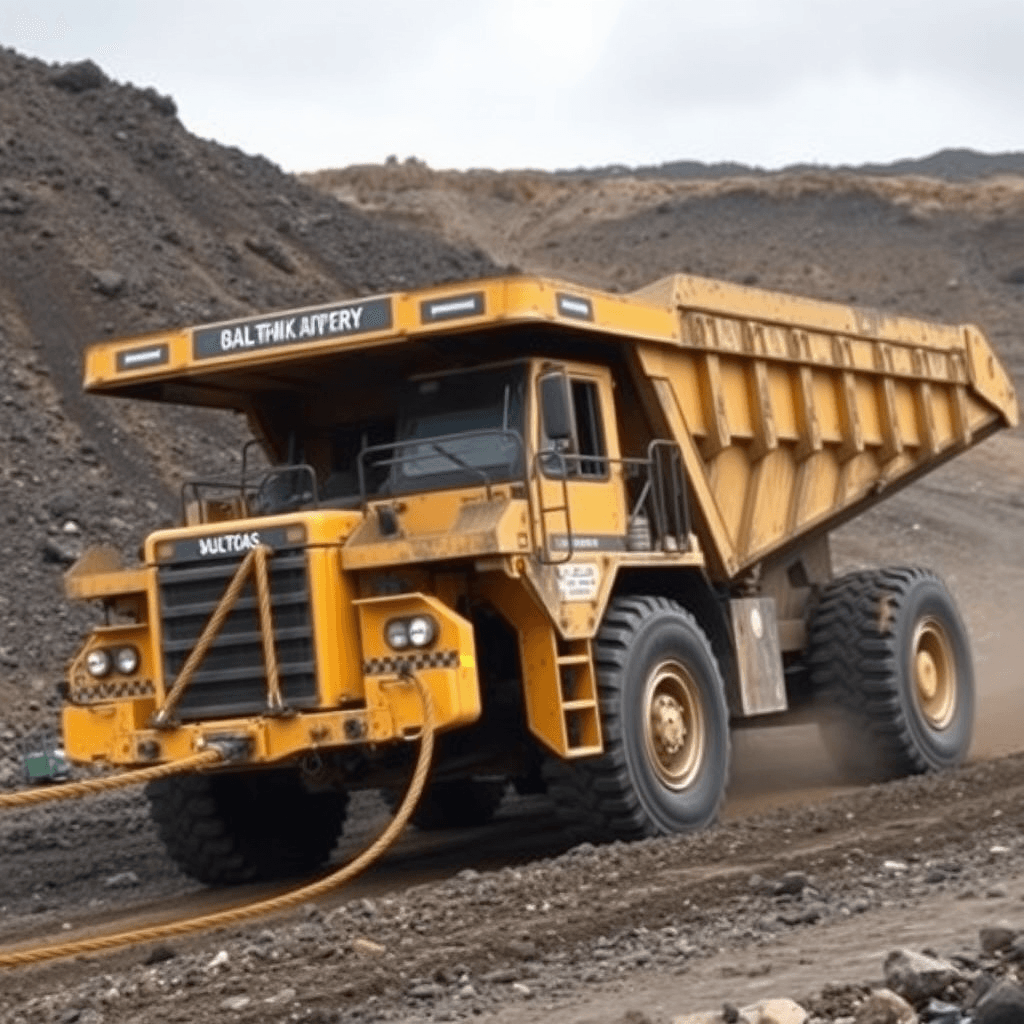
[382,778,505,830]
[807,567,974,781]
[545,595,730,842]
[146,768,348,885]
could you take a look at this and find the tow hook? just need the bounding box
[197,734,254,762]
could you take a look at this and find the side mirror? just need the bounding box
[539,373,573,442]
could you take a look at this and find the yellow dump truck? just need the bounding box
[61,273,1018,882]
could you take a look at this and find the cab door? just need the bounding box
[533,363,628,561]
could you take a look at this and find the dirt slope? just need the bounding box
[307,162,1024,380]
[0,51,495,770]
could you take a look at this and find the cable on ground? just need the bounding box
[0,674,434,968]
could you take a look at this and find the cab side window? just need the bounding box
[541,376,608,480]
[571,379,607,478]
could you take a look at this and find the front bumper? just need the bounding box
[62,669,462,767]
[63,580,480,768]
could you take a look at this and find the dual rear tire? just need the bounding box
[546,571,972,843]
[807,566,974,781]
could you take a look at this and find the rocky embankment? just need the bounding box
[0,49,496,776]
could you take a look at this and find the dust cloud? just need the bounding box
[723,597,1024,820]
[968,606,1024,760]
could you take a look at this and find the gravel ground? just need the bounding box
[5,753,1024,1022]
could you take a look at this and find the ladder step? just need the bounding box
[562,699,596,710]
[556,654,590,666]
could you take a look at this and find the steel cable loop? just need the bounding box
[0,748,223,810]
[252,546,284,711]
[0,673,435,968]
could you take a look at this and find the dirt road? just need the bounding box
[4,735,1024,1022]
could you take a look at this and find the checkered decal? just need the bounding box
[71,678,156,704]
[363,650,460,676]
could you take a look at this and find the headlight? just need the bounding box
[114,645,140,675]
[385,619,410,651]
[407,615,437,648]
[86,649,112,678]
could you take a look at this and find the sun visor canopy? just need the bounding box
[79,276,680,411]
[78,273,1017,431]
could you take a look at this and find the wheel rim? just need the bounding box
[911,617,956,730]
[643,660,705,791]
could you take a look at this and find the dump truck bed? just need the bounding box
[83,273,1018,582]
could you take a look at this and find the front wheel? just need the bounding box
[146,768,348,885]
[807,567,974,781]
[545,595,731,842]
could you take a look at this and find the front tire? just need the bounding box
[146,768,348,885]
[545,595,731,842]
[807,567,974,781]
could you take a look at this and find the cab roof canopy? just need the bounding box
[82,273,984,414]
[83,276,679,412]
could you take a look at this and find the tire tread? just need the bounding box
[544,594,730,843]
[808,566,971,780]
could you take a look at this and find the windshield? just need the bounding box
[386,365,526,494]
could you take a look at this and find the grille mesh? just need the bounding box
[157,546,317,720]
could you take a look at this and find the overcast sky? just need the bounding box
[2,0,1021,173]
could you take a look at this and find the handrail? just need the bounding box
[254,463,320,514]
[531,443,690,560]
[180,462,321,524]
[177,429,690,563]
[646,439,691,549]
[530,449,574,565]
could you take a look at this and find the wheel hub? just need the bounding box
[915,649,938,701]
[643,661,705,791]
[912,618,956,730]
[652,694,686,755]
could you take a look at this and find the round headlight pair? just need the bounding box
[85,645,140,678]
[384,615,438,651]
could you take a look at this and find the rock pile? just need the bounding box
[670,929,1024,1024]
[800,931,1024,1024]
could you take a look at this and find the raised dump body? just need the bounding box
[630,275,1016,579]
[61,273,1017,882]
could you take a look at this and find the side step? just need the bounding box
[481,575,603,758]
[555,641,602,757]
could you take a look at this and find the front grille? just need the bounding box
[157,543,317,720]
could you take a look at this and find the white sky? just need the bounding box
[1,0,1021,173]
